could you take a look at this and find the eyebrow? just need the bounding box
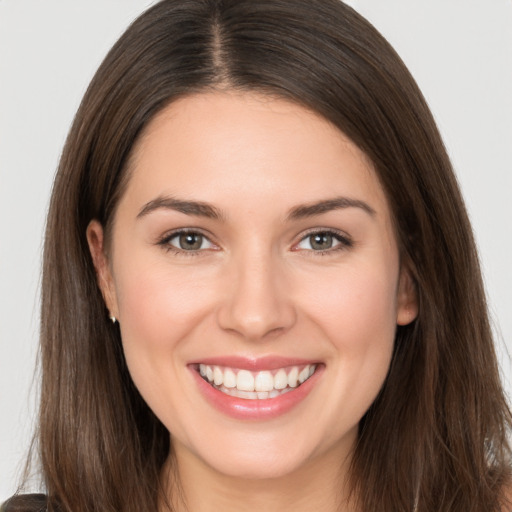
[137,196,224,220]
[136,195,375,221]
[286,196,376,220]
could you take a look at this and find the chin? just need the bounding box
[180,427,328,481]
[205,451,310,480]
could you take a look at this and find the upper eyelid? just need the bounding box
[295,227,352,242]
[159,227,216,243]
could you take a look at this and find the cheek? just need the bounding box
[300,262,398,413]
[302,260,398,340]
[113,258,217,381]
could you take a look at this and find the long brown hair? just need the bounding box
[9,0,512,510]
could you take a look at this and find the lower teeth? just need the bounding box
[213,383,295,400]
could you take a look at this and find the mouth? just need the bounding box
[196,363,318,400]
[189,356,323,419]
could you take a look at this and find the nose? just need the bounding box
[216,249,297,341]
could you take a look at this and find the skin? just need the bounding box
[87,91,418,512]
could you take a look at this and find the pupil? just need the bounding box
[179,233,202,250]
[311,233,332,250]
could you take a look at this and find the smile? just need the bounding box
[198,364,317,400]
[190,357,323,420]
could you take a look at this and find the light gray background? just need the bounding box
[1,0,511,501]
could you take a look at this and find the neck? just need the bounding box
[160,441,358,512]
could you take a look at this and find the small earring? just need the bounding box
[109,314,117,324]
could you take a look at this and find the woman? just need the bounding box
[2,0,511,510]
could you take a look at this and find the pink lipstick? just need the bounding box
[189,356,323,420]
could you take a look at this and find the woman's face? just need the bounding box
[88,91,417,480]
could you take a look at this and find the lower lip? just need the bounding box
[190,365,323,420]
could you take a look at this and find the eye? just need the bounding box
[294,230,352,253]
[160,230,216,252]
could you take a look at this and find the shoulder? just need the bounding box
[1,494,48,512]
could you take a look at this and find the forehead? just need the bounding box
[122,91,388,218]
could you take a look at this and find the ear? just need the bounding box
[396,262,418,326]
[86,220,119,320]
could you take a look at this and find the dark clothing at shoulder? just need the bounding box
[1,494,47,512]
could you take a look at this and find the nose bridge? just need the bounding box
[217,242,296,340]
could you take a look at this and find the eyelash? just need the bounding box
[292,228,353,256]
[157,228,353,256]
[157,229,216,257]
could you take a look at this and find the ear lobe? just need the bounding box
[396,264,418,326]
[86,220,118,319]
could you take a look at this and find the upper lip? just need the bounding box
[188,355,320,371]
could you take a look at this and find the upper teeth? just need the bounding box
[199,364,316,392]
